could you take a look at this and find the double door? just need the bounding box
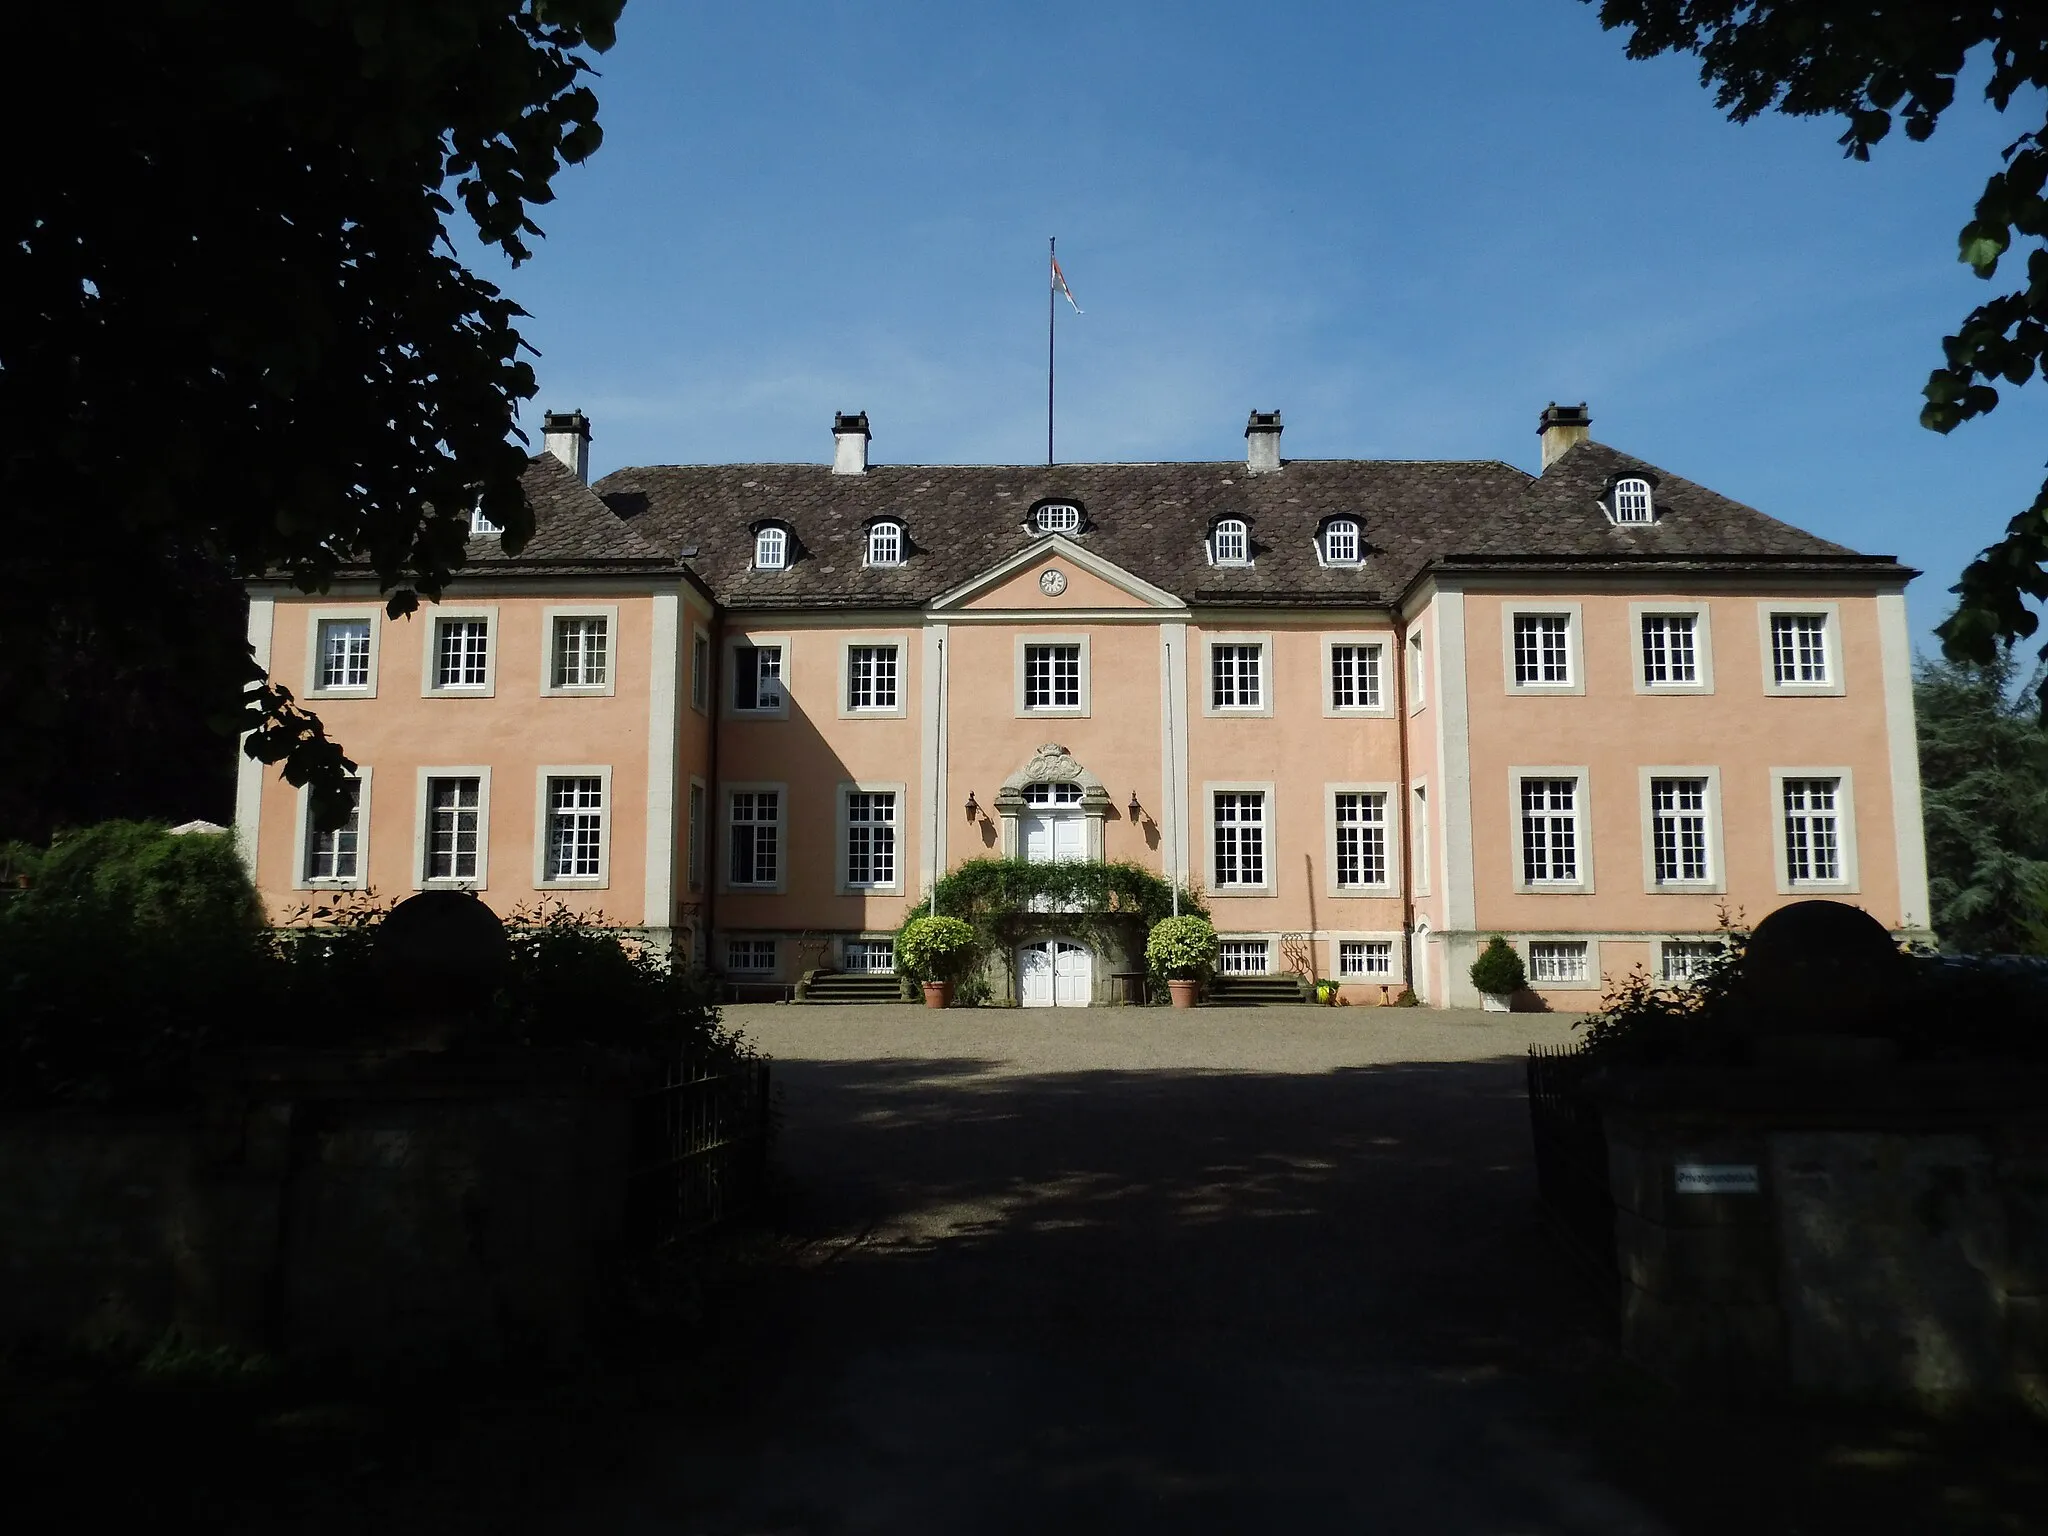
[1018,940,1092,1007]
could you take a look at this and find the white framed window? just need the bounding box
[1630,603,1714,694]
[867,521,904,566]
[541,605,617,696]
[1660,940,1724,984]
[421,606,497,696]
[1408,630,1426,711]
[1323,636,1389,715]
[1023,781,1084,806]
[1328,787,1393,893]
[414,767,490,888]
[296,769,371,890]
[728,636,788,716]
[844,938,895,973]
[727,937,776,974]
[690,627,710,713]
[1528,941,1591,985]
[1336,939,1395,979]
[1210,518,1250,566]
[1218,938,1270,975]
[686,778,706,892]
[1772,770,1858,892]
[1504,604,1582,693]
[1320,518,1361,565]
[1411,782,1430,896]
[726,785,785,891]
[1761,605,1844,696]
[1203,634,1271,716]
[469,500,503,536]
[1610,477,1654,524]
[754,526,789,570]
[1034,501,1082,534]
[1209,786,1272,891]
[839,783,902,893]
[310,615,375,696]
[841,640,904,717]
[1513,769,1592,892]
[536,767,610,887]
[1637,767,1724,892]
[1016,635,1089,715]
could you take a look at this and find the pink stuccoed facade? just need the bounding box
[238,405,1929,1008]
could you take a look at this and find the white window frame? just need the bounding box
[1502,602,1584,695]
[533,764,612,889]
[1321,633,1393,718]
[1510,767,1595,894]
[686,775,707,893]
[1205,781,1276,895]
[1520,937,1602,992]
[1209,518,1251,566]
[723,781,788,894]
[726,936,778,975]
[1630,602,1715,695]
[1760,603,1845,697]
[1770,768,1859,894]
[304,607,382,701]
[754,526,789,570]
[837,780,907,895]
[1658,938,1726,985]
[690,625,711,714]
[1637,766,1725,894]
[726,633,791,719]
[838,635,910,720]
[866,521,905,567]
[1330,933,1403,982]
[1609,477,1655,525]
[1319,518,1363,567]
[1202,633,1273,718]
[412,766,492,890]
[293,767,373,891]
[1407,630,1427,712]
[1216,935,1275,975]
[540,604,619,698]
[1325,782,1400,897]
[420,605,499,697]
[1014,633,1091,717]
[1411,780,1431,896]
[841,935,898,974]
[1034,502,1082,534]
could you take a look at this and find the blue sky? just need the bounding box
[481,1,2048,649]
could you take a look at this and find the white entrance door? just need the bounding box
[1022,812,1087,864]
[1018,940,1092,1007]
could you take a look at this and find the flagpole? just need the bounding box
[1047,236,1056,467]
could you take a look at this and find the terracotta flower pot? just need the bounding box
[922,980,955,1010]
[1168,978,1200,1009]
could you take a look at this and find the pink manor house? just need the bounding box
[236,404,1929,1009]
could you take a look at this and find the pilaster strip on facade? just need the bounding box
[642,591,681,937]
[921,622,949,901]
[235,596,276,879]
[1876,590,1932,933]
[1160,622,1191,890]
[1433,587,1477,936]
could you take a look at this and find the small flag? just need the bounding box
[1051,252,1082,314]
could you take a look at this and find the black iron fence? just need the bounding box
[627,1052,773,1247]
[1526,1043,1616,1299]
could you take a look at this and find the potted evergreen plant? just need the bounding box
[1146,914,1219,1008]
[1469,935,1525,1012]
[897,915,977,1008]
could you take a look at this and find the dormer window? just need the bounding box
[867,521,903,567]
[1611,477,1654,525]
[1210,518,1249,566]
[1321,518,1361,565]
[754,526,788,570]
[1034,501,1082,534]
[470,497,502,536]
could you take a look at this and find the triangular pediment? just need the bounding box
[930,535,1185,612]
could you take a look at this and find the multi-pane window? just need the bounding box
[433,619,490,689]
[1322,519,1360,563]
[1211,644,1263,709]
[727,938,776,973]
[1612,477,1654,524]
[1640,614,1699,686]
[1338,939,1394,978]
[1661,942,1723,984]
[1218,939,1269,975]
[425,776,482,882]
[551,616,609,689]
[1330,644,1382,710]
[1212,518,1249,564]
[1771,615,1830,686]
[1023,781,1084,805]
[754,527,788,569]
[1023,644,1082,710]
[729,791,780,886]
[543,776,605,881]
[1409,633,1426,706]
[844,940,894,973]
[1213,792,1266,886]
[847,646,899,711]
[687,783,705,891]
[1519,778,1580,884]
[1333,792,1388,888]
[304,779,362,882]
[732,644,784,710]
[317,619,372,691]
[1782,778,1842,883]
[1412,784,1430,892]
[867,522,903,566]
[1512,614,1572,686]
[1650,777,1711,884]
[691,633,710,710]
[470,503,502,536]
[845,791,897,888]
[1529,942,1590,984]
[1035,502,1081,533]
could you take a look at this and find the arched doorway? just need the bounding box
[1018,939,1092,1007]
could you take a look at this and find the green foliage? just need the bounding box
[137,1332,280,1388]
[1916,651,2048,953]
[1469,936,1526,996]
[895,915,978,983]
[1585,1,2048,710]
[12,821,263,933]
[1146,914,1219,980]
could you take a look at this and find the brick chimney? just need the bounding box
[1538,402,1590,470]
[543,409,591,483]
[832,411,871,475]
[1245,410,1283,474]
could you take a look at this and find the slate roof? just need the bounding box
[482,440,1906,608]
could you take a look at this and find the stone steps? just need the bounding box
[1208,975,1311,1006]
[799,970,907,1004]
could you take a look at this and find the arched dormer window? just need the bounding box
[1321,517,1361,565]
[866,520,903,566]
[1034,501,1083,535]
[754,525,789,570]
[1210,517,1249,566]
[470,492,503,536]
[1611,476,1654,525]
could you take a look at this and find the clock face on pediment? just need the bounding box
[1038,568,1068,597]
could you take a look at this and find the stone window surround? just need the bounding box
[1013,633,1092,718]
[1769,766,1860,894]
[725,632,791,719]
[1205,779,1277,896]
[722,780,789,895]
[293,766,373,892]
[1321,631,1395,717]
[1323,781,1402,898]
[420,604,499,698]
[836,779,908,895]
[1630,601,1715,696]
[1759,602,1845,697]
[1501,601,1585,696]
[532,763,613,889]
[304,606,384,701]
[838,634,912,720]
[993,743,1111,862]
[539,604,619,698]
[412,765,492,890]
[1636,765,1727,894]
[1514,934,1603,991]
[1328,931,1405,982]
[1201,632,1274,719]
[1509,765,1596,895]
